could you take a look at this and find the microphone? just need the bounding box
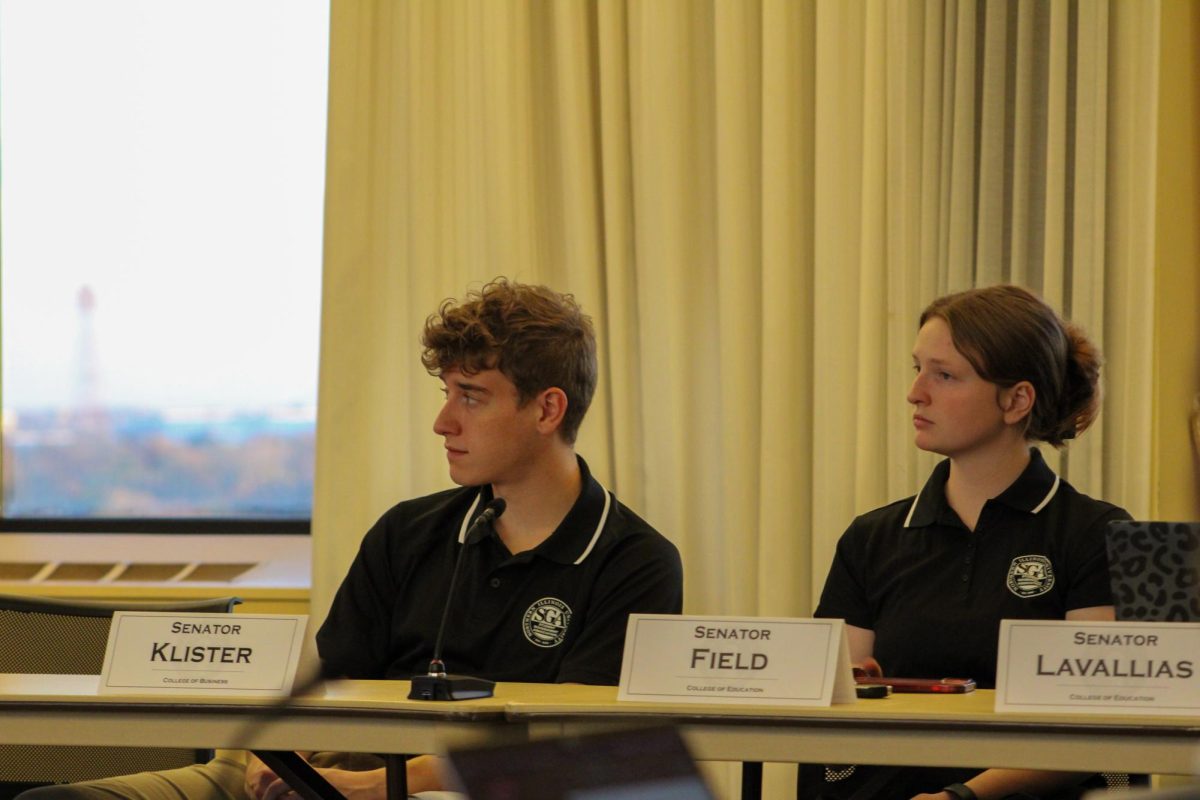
[409,497,506,701]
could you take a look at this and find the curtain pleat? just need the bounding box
[758,0,815,617]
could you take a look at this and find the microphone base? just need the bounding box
[408,673,496,701]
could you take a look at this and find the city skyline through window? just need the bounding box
[0,0,330,519]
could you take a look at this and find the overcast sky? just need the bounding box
[0,0,329,410]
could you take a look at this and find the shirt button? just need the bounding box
[961,574,969,582]
[489,578,501,588]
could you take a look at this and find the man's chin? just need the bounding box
[447,464,487,488]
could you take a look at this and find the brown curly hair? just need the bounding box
[420,278,598,444]
[920,284,1102,447]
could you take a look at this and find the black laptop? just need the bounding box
[445,725,714,800]
[1105,520,1200,622]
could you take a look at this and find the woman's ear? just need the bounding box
[999,381,1036,425]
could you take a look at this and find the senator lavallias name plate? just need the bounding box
[996,619,1200,716]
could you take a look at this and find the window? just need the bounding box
[0,0,329,522]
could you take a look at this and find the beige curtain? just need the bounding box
[312,2,1159,795]
[313,0,1159,653]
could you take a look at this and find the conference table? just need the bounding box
[1,674,1197,799]
[507,684,1200,796]
[0,674,515,800]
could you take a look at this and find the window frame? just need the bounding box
[0,0,329,535]
[0,518,309,535]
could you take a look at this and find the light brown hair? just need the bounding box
[920,284,1101,447]
[421,278,598,444]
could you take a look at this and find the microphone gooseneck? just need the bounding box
[427,496,505,674]
[409,497,506,700]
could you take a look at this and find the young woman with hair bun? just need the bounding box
[800,285,1131,800]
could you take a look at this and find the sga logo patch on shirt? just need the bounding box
[522,597,572,648]
[1007,554,1056,598]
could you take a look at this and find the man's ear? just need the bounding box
[999,381,1035,426]
[535,387,569,435]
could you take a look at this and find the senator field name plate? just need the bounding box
[99,612,308,697]
[618,614,856,706]
[996,619,1200,715]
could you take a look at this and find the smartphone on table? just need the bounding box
[854,675,976,693]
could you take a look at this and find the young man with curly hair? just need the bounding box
[25,280,683,800]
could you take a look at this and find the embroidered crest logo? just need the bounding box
[1007,555,1055,598]
[522,597,572,648]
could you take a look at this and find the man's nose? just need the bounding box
[433,402,458,435]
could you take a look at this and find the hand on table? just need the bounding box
[244,754,282,800]
[852,656,883,679]
[260,766,386,800]
[250,755,446,800]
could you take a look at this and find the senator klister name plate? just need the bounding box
[99,612,308,697]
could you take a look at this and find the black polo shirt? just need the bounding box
[316,457,683,685]
[815,449,1130,688]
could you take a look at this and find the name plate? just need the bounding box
[996,619,1200,715]
[617,614,856,706]
[99,612,308,697]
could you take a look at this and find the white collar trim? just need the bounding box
[902,470,1061,528]
[456,493,483,543]
[573,487,611,565]
[456,485,612,565]
[1030,475,1060,514]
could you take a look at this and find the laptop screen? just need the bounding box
[1105,520,1200,622]
[445,725,714,800]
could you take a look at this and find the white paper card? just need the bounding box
[996,619,1200,715]
[618,614,857,706]
[99,612,309,697]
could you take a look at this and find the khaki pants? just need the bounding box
[13,751,463,800]
[15,751,250,800]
